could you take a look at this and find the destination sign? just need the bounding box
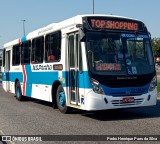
[84,17,144,31]
[91,19,138,31]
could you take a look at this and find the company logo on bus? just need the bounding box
[90,19,138,31]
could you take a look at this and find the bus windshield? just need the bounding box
[86,32,155,76]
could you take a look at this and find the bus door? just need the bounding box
[68,33,84,106]
[5,49,11,91]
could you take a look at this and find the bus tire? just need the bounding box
[15,81,23,101]
[56,85,70,114]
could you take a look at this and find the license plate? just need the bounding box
[122,97,135,103]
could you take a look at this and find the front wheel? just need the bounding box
[56,85,70,114]
[15,81,23,101]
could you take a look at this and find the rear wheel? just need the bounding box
[15,81,23,101]
[56,85,70,114]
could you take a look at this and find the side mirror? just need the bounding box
[148,32,151,38]
[76,24,86,42]
[79,28,86,42]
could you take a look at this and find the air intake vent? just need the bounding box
[111,98,144,106]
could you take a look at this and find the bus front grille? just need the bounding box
[111,98,144,106]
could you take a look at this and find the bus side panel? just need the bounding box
[10,71,23,93]
[2,71,8,92]
[25,65,32,97]
[25,64,59,102]
[79,71,92,109]
[2,69,23,94]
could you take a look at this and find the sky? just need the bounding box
[0,0,160,48]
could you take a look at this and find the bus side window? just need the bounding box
[2,49,6,67]
[21,41,31,64]
[31,37,44,64]
[76,34,83,73]
[45,31,61,62]
[12,44,20,66]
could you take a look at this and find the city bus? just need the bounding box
[1,14,157,113]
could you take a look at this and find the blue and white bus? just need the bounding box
[1,15,157,113]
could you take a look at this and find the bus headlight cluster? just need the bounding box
[90,78,105,94]
[149,76,157,92]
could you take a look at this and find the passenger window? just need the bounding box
[31,37,44,64]
[21,41,31,64]
[2,49,6,67]
[12,44,20,66]
[45,31,61,62]
[77,34,83,73]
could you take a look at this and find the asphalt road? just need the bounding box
[0,85,160,144]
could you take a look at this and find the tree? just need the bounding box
[151,38,160,57]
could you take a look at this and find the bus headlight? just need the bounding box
[90,78,105,94]
[149,76,157,92]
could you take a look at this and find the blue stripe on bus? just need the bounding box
[82,71,92,88]
[63,71,92,88]
[2,70,92,88]
[25,65,32,97]
[2,72,6,81]
[2,69,150,97]
[101,83,150,96]
[2,72,23,82]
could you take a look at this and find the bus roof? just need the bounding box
[27,14,139,38]
[3,14,140,48]
[3,38,20,48]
